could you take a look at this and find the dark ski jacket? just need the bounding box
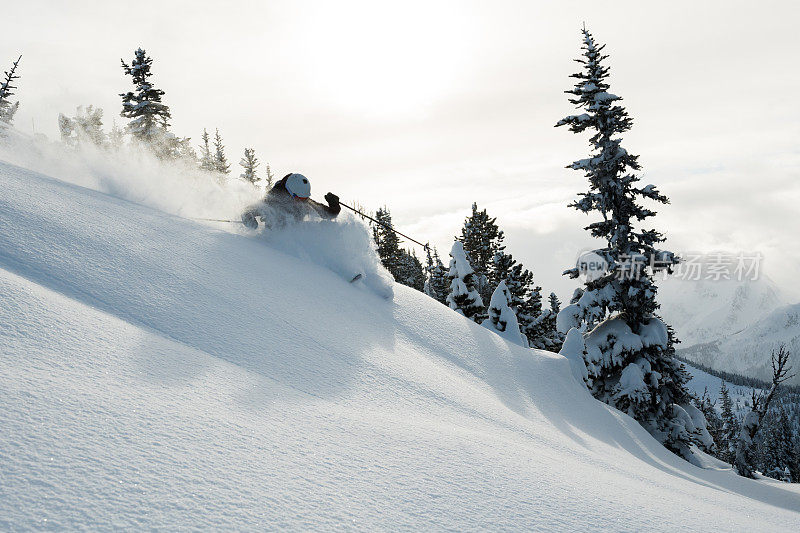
[241,174,341,229]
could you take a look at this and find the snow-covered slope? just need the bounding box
[682,361,762,418]
[2,160,800,530]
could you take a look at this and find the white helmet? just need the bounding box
[285,173,311,200]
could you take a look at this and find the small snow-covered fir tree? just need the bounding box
[694,388,723,456]
[459,202,505,303]
[760,409,795,481]
[213,129,230,174]
[524,285,548,349]
[109,120,125,150]
[541,292,565,351]
[424,246,449,304]
[492,250,516,291]
[397,250,426,291]
[559,328,589,384]
[498,255,536,339]
[549,293,561,314]
[370,208,425,291]
[718,380,739,463]
[0,55,22,128]
[120,48,171,145]
[372,207,403,277]
[58,105,107,147]
[446,241,485,322]
[264,162,275,190]
[198,129,215,171]
[555,27,696,459]
[482,281,527,346]
[240,147,260,185]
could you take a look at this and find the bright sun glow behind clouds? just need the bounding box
[296,1,477,117]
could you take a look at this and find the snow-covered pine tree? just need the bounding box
[397,250,426,291]
[240,147,260,185]
[692,388,722,455]
[109,120,125,150]
[120,49,171,146]
[541,292,565,351]
[424,246,449,304]
[446,240,485,322]
[213,129,230,174]
[491,250,515,290]
[0,55,21,128]
[524,285,548,349]
[505,262,536,339]
[372,207,403,279]
[482,281,527,346]
[58,105,107,147]
[198,129,215,171]
[264,163,275,190]
[760,409,795,481]
[459,202,505,303]
[555,27,696,459]
[491,250,536,339]
[718,380,739,463]
[549,293,561,314]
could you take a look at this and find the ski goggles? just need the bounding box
[290,192,309,201]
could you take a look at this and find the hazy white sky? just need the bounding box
[5,0,800,299]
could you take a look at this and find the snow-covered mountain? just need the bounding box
[658,276,785,346]
[658,276,800,384]
[2,155,800,529]
[678,304,800,386]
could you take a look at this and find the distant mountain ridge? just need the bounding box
[659,277,800,385]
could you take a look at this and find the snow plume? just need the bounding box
[260,214,395,299]
[0,128,260,220]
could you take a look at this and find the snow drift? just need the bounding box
[2,156,800,530]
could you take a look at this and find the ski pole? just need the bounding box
[192,217,240,223]
[338,201,429,250]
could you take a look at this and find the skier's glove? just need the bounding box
[324,192,340,210]
[242,212,259,230]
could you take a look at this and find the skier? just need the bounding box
[241,173,341,230]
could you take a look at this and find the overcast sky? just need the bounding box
[5,0,800,299]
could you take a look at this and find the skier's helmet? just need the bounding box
[286,173,311,200]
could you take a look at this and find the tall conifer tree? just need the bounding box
[120,49,171,144]
[240,147,260,184]
[0,55,22,127]
[213,129,230,174]
[555,27,696,459]
[459,203,505,303]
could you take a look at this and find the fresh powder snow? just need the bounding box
[1,154,800,530]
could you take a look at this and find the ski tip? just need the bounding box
[350,273,363,283]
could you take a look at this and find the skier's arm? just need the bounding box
[241,203,262,229]
[309,192,341,219]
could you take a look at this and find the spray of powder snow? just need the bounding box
[0,128,394,298]
[0,129,259,219]
[260,214,395,300]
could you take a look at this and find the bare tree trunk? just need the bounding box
[734,345,793,478]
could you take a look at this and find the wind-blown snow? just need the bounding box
[0,128,260,220]
[2,159,800,530]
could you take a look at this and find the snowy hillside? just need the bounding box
[682,361,764,419]
[2,159,800,530]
